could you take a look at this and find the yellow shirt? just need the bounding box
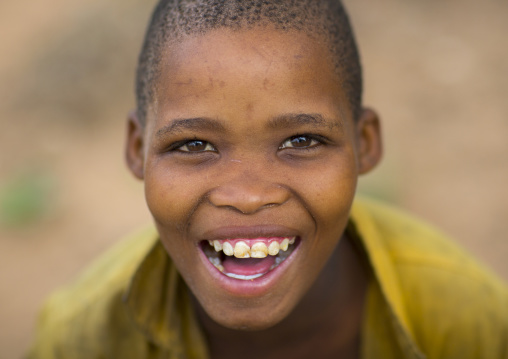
[28,198,508,359]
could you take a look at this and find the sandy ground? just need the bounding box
[1,0,507,357]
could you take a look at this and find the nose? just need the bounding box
[208,169,290,214]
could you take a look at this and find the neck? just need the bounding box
[192,234,369,359]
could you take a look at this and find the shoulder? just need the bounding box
[43,226,159,321]
[353,197,500,277]
[353,197,508,358]
[28,226,159,359]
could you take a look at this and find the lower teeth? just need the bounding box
[225,272,265,280]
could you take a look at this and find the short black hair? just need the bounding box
[136,0,362,125]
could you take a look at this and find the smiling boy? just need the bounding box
[29,1,508,359]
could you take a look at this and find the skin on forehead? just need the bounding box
[148,26,351,133]
[126,24,381,350]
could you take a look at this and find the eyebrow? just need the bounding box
[267,113,342,131]
[155,113,341,138]
[156,117,226,138]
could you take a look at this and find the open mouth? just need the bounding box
[201,237,298,281]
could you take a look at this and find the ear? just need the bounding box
[355,108,383,175]
[125,110,145,180]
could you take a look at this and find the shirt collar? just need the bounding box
[123,239,208,357]
[350,197,426,359]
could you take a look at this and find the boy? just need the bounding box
[29,1,508,358]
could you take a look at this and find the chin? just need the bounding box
[193,287,299,332]
[209,309,290,332]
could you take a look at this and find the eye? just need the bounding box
[177,140,216,152]
[279,135,320,149]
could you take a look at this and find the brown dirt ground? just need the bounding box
[1,0,507,357]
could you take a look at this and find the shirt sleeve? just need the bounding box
[399,263,508,359]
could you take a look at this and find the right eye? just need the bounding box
[176,140,216,152]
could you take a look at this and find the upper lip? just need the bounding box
[201,225,300,241]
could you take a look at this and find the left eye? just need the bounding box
[177,140,216,152]
[279,135,320,149]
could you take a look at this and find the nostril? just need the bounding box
[262,202,280,209]
[264,203,282,207]
[217,204,248,215]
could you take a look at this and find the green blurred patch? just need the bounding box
[357,162,402,204]
[0,172,56,228]
[357,180,400,204]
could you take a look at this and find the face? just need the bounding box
[127,26,381,330]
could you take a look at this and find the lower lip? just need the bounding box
[197,241,300,297]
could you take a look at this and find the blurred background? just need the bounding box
[1,0,507,357]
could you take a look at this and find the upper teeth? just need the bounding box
[234,241,250,258]
[223,242,234,256]
[268,241,280,256]
[209,237,295,259]
[251,242,268,258]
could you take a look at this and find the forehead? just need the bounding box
[150,26,351,130]
[165,26,326,70]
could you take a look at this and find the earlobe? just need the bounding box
[356,108,383,175]
[125,110,145,180]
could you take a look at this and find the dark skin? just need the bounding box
[192,234,369,359]
[126,26,382,358]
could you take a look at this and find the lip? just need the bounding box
[201,225,300,241]
[197,226,302,297]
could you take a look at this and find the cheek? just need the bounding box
[144,162,204,228]
[301,152,358,231]
[143,163,206,286]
